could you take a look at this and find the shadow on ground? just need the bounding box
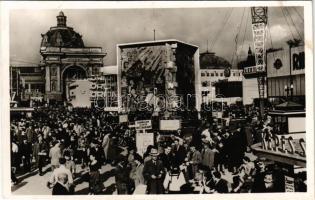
[11,181,28,192]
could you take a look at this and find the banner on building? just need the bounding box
[159,120,181,131]
[267,48,290,78]
[135,120,152,130]
[267,45,304,78]
[291,46,305,75]
[136,132,154,156]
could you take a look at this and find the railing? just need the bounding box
[40,47,103,54]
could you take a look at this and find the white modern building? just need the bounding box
[198,52,243,106]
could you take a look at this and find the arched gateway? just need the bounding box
[39,11,106,101]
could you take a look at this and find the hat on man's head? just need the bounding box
[150,148,158,156]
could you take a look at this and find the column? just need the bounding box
[56,66,61,92]
[45,66,50,92]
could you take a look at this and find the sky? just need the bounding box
[10,7,304,67]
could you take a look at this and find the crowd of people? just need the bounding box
[10,102,306,194]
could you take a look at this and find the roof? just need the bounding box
[275,101,304,111]
[41,12,84,48]
[199,51,231,69]
[117,39,199,49]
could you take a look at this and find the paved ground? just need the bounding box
[11,164,117,195]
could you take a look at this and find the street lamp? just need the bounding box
[284,83,294,100]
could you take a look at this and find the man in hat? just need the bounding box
[143,147,165,194]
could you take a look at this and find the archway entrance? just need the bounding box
[62,66,87,100]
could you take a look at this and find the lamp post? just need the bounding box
[284,83,294,101]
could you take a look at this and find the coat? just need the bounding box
[52,182,70,195]
[143,160,165,194]
[214,179,229,193]
[173,145,187,166]
[201,148,215,169]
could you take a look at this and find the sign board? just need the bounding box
[291,46,305,75]
[119,115,128,123]
[285,176,295,192]
[135,120,152,130]
[288,117,305,133]
[267,49,290,78]
[267,46,304,78]
[251,22,266,72]
[159,120,181,131]
[136,132,154,156]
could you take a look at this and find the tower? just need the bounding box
[57,11,67,27]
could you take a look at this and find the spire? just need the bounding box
[248,46,252,55]
[57,11,67,27]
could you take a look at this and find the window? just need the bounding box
[206,72,210,77]
[220,73,223,76]
[211,73,214,77]
[201,72,205,77]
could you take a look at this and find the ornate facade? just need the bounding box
[39,11,106,101]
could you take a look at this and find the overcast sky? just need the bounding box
[10,7,304,67]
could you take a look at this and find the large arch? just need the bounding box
[61,65,87,100]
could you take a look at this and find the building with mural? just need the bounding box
[117,40,200,114]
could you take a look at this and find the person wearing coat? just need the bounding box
[173,139,187,167]
[187,145,202,180]
[52,173,71,195]
[20,137,32,172]
[201,142,216,171]
[37,135,48,175]
[115,159,132,194]
[143,148,166,194]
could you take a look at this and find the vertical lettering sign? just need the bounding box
[291,46,305,75]
[252,23,266,72]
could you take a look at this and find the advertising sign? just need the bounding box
[136,132,154,156]
[251,22,266,72]
[267,45,304,78]
[135,120,152,130]
[119,114,128,123]
[267,48,290,78]
[159,120,181,131]
[285,176,295,192]
[291,46,305,75]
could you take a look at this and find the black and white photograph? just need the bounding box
[0,1,313,199]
